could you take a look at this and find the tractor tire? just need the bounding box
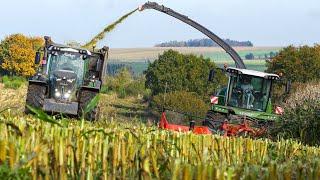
[78,90,99,121]
[25,84,46,114]
[202,110,225,134]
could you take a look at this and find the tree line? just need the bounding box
[155,38,253,47]
[245,51,278,60]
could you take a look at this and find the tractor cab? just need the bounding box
[44,45,105,101]
[46,46,91,100]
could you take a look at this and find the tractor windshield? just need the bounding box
[47,51,88,86]
[227,75,271,112]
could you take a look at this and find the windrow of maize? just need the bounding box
[0,116,320,179]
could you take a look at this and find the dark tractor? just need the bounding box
[25,36,108,121]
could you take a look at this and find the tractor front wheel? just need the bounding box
[25,84,46,114]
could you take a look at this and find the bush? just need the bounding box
[275,83,320,145]
[126,77,151,98]
[145,50,227,98]
[103,68,150,99]
[245,53,254,60]
[152,91,209,125]
[1,75,26,89]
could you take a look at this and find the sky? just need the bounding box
[0,0,319,48]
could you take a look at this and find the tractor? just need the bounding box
[25,36,108,121]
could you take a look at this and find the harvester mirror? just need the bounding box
[285,80,291,94]
[35,52,41,64]
[208,69,215,82]
[82,55,88,60]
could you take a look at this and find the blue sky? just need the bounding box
[0,0,319,48]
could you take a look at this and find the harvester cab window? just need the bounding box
[227,75,271,112]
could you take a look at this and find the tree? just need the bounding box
[245,53,255,60]
[0,34,44,77]
[266,45,320,83]
[144,50,227,99]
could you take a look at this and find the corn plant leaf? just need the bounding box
[26,105,62,127]
[84,94,100,115]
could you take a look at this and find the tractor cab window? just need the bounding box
[227,75,271,112]
[47,51,88,86]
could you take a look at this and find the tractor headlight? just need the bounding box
[63,93,71,99]
[55,92,61,97]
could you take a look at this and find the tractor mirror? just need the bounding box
[285,80,291,94]
[208,69,215,82]
[35,52,41,64]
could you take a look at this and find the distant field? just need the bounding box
[108,47,282,74]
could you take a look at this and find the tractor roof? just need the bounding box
[226,67,280,80]
[44,36,108,57]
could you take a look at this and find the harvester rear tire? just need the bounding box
[203,110,225,133]
[25,84,46,114]
[78,90,99,121]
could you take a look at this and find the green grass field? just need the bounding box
[108,47,280,74]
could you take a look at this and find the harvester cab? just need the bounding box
[204,67,284,135]
[25,36,108,120]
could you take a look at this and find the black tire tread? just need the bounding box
[25,84,46,114]
[78,90,99,121]
[203,110,226,132]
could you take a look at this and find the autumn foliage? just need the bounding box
[0,34,44,77]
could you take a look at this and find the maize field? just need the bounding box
[0,114,320,179]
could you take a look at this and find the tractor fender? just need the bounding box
[79,86,100,93]
[28,79,47,86]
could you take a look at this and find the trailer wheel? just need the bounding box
[78,90,99,121]
[203,110,225,133]
[25,84,46,114]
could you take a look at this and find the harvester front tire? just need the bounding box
[78,90,99,121]
[25,84,46,114]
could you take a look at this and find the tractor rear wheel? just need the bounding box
[25,84,46,114]
[78,90,99,121]
[203,110,226,134]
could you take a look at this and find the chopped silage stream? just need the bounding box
[83,8,138,49]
